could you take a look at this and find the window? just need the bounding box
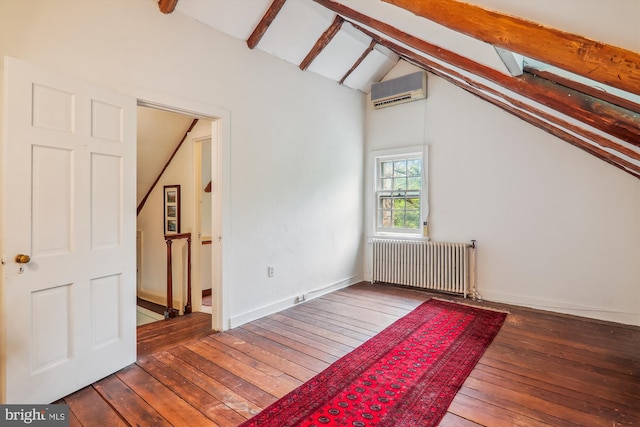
[375,151,424,235]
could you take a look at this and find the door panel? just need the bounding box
[32,83,75,133]
[91,153,123,249]
[32,146,73,256]
[2,57,137,403]
[31,284,72,374]
[90,274,121,349]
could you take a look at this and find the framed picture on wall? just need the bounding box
[164,185,181,235]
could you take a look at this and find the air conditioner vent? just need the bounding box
[371,71,427,109]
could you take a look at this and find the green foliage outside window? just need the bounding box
[377,157,422,231]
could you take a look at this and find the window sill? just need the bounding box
[368,234,430,243]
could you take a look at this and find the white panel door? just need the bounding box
[2,57,137,403]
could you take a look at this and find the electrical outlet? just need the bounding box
[267,265,275,277]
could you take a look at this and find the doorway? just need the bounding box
[132,96,228,332]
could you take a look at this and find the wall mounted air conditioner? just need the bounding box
[371,71,427,109]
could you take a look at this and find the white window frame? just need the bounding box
[372,146,428,237]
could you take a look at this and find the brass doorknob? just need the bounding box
[15,254,31,264]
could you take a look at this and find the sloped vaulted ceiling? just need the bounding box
[157,0,640,179]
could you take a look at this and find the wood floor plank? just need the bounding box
[463,371,621,426]
[242,322,339,363]
[253,317,354,356]
[230,326,330,373]
[55,281,639,426]
[167,345,279,408]
[267,312,363,349]
[438,411,483,427]
[294,303,385,336]
[494,329,640,376]
[136,355,248,427]
[66,409,82,427]
[153,350,263,420]
[448,393,555,427]
[93,374,172,427]
[326,293,420,317]
[208,332,319,382]
[481,341,640,405]
[289,304,377,341]
[63,386,127,427]
[469,364,640,426]
[302,297,399,328]
[184,339,302,398]
[116,364,216,427]
[320,290,417,316]
[137,312,213,357]
[270,311,365,348]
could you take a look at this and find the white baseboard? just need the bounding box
[229,276,361,328]
[481,289,639,326]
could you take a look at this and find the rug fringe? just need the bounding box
[432,297,511,314]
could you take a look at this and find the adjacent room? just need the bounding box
[1,0,638,424]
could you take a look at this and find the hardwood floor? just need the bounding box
[59,282,640,426]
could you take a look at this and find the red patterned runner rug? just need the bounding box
[240,298,507,427]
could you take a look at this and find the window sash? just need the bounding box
[375,154,422,234]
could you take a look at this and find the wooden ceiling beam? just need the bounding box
[247,0,287,49]
[339,40,377,85]
[352,23,640,178]
[313,0,640,148]
[300,15,344,71]
[384,0,640,96]
[519,73,639,147]
[524,66,640,115]
[158,0,178,14]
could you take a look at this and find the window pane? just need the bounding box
[407,197,420,209]
[393,177,407,190]
[407,177,421,190]
[380,197,392,209]
[407,159,421,177]
[379,210,392,228]
[381,162,393,178]
[394,160,406,177]
[380,177,393,190]
[405,210,420,228]
[392,211,405,228]
[393,198,405,209]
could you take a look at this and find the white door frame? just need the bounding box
[127,86,230,332]
[192,135,214,314]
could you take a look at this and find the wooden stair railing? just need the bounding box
[164,232,192,319]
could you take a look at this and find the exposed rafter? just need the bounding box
[524,66,640,115]
[158,0,178,14]
[353,24,640,178]
[340,40,377,85]
[384,0,640,97]
[313,0,640,148]
[158,0,639,178]
[247,0,287,49]
[519,73,639,148]
[300,15,344,71]
[311,0,640,178]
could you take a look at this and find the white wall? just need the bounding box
[0,0,365,328]
[365,61,640,326]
